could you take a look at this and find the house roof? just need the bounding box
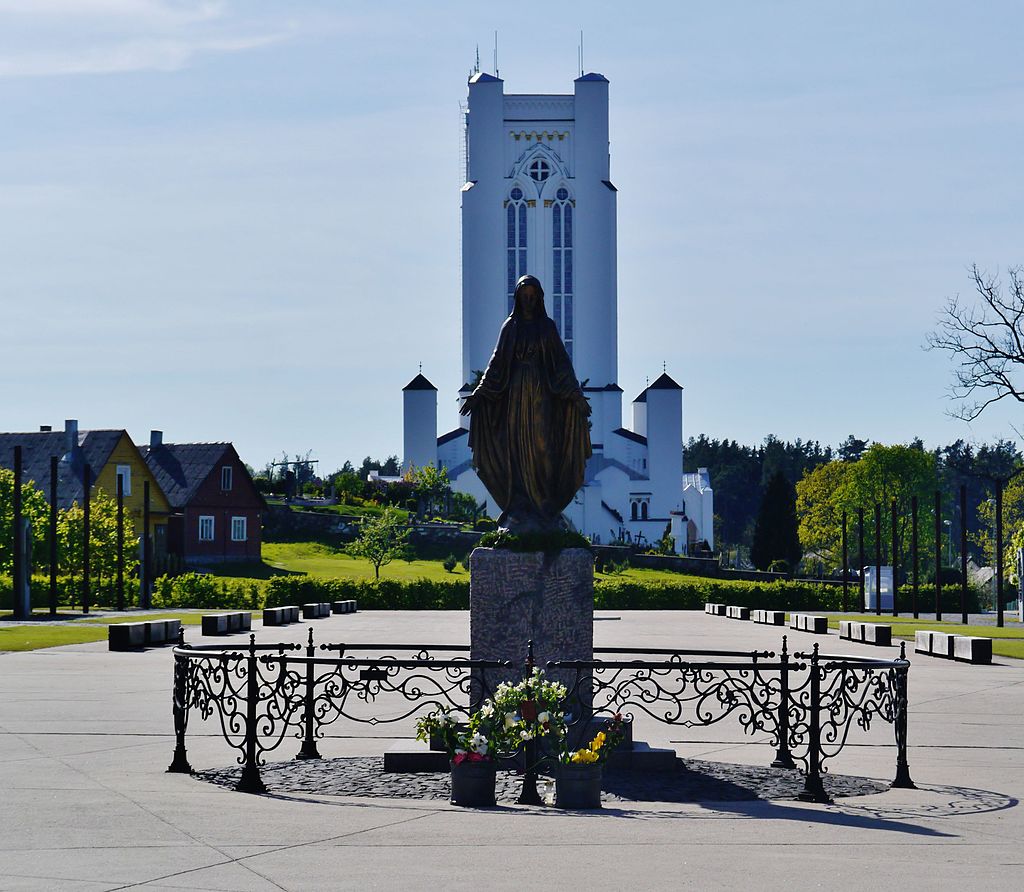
[437,427,469,447]
[469,71,502,84]
[576,72,609,83]
[141,442,233,508]
[633,389,647,403]
[0,429,125,508]
[403,373,437,392]
[612,427,647,446]
[648,372,682,391]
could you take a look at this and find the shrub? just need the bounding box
[442,554,457,573]
[263,575,469,610]
[152,573,263,610]
[767,559,789,574]
[478,529,590,553]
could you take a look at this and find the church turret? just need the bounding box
[645,372,683,519]
[632,387,648,438]
[402,373,438,472]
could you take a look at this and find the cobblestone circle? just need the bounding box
[196,757,888,803]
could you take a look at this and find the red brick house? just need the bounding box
[141,433,264,565]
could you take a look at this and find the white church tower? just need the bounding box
[404,68,715,554]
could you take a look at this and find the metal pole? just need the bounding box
[891,641,915,790]
[167,628,193,774]
[237,634,267,793]
[997,480,1004,629]
[297,627,322,760]
[142,480,151,610]
[911,496,919,619]
[83,463,91,615]
[517,640,543,806]
[116,474,125,612]
[797,644,830,804]
[960,484,968,626]
[858,508,865,611]
[49,455,58,617]
[874,503,882,616]
[934,490,942,622]
[12,446,25,619]
[891,498,899,617]
[771,635,795,769]
[841,511,848,613]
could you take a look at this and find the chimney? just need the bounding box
[39,425,52,432]
[150,430,163,448]
[64,419,79,455]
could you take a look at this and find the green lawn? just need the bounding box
[822,613,1024,660]
[0,624,109,651]
[79,611,204,626]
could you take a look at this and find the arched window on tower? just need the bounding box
[551,186,574,360]
[506,186,528,315]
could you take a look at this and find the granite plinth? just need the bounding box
[470,547,593,701]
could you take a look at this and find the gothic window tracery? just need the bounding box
[551,185,574,359]
[506,185,528,315]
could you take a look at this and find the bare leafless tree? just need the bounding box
[928,264,1024,421]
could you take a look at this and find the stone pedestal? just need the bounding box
[470,547,593,705]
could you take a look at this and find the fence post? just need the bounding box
[12,446,27,620]
[141,481,152,610]
[841,512,848,613]
[116,474,125,612]
[891,498,899,617]
[996,479,1004,629]
[960,484,968,626]
[167,627,193,774]
[771,635,795,769]
[517,639,543,806]
[891,642,915,789]
[858,508,865,610]
[912,495,919,619]
[296,627,322,760]
[797,644,830,804]
[934,490,942,621]
[49,455,58,617]
[236,634,267,793]
[83,463,91,615]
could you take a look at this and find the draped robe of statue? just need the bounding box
[463,275,592,532]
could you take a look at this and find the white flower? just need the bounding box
[454,748,467,756]
[440,712,455,726]
[480,702,494,717]
[470,732,488,754]
[519,729,534,741]
[504,712,517,729]
[537,711,550,725]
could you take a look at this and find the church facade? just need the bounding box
[402,70,714,553]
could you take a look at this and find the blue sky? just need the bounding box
[1,1,1022,473]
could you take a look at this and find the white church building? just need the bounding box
[402,69,714,553]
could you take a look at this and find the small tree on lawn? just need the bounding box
[349,508,411,581]
[751,470,802,572]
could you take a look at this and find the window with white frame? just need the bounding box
[231,516,247,542]
[115,464,132,497]
[551,186,574,360]
[221,465,233,491]
[198,515,215,541]
[506,185,528,315]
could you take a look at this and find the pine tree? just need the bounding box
[750,470,802,572]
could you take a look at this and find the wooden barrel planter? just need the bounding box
[449,760,497,807]
[555,763,603,809]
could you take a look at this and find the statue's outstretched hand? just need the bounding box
[574,392,592,416]
[460,394,477,416]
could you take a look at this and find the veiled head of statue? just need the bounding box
[512,275,547,320]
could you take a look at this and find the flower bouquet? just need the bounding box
[415,708,502,807]
[489,667,568,751]
[555,713,626,809]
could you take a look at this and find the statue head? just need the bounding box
[512,275,547,321]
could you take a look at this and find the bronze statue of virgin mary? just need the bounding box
[460,275,592,533]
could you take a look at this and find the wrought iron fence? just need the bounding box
[167,630,913,803]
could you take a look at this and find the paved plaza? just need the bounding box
[0,610,1022,890]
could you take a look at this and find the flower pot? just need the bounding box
[556,763,603,809]
[449,759,497,808]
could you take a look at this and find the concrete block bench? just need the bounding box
[726,605,750,620]
[751,609,785,626]
[263,606,300,626]
[704,603,726,616]
[201,612,252,636]
[915,630,992,664]
[789,613,828,634]
[108,618,182,651]
[331,600,358,615]
[839,621,892,647]
[302,602,331,619]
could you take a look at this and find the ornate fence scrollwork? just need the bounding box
[169,632,913,801]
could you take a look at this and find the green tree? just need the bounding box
[58,492,138,600]
[751,471,802,572]
[0,468,49,574]
[348,508,411,580]
[407,463,450,516]
[795,460,853,568]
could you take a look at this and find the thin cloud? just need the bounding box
[0,0,225,25]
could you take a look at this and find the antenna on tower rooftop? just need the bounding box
[474,44,480,74]
[494,31,499,77]
[579,30,584,76]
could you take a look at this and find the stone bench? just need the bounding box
[751,609,785,626]
[331,600,358,615]
[839,621,892,647]
[726,605,750,620]
[201,612,252,636]
[108,618,182,651]
[789,613,828,634]
[263,606,300,626]
[302,602,331,619]
[704,603,726,616]
[915,630,992,664]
